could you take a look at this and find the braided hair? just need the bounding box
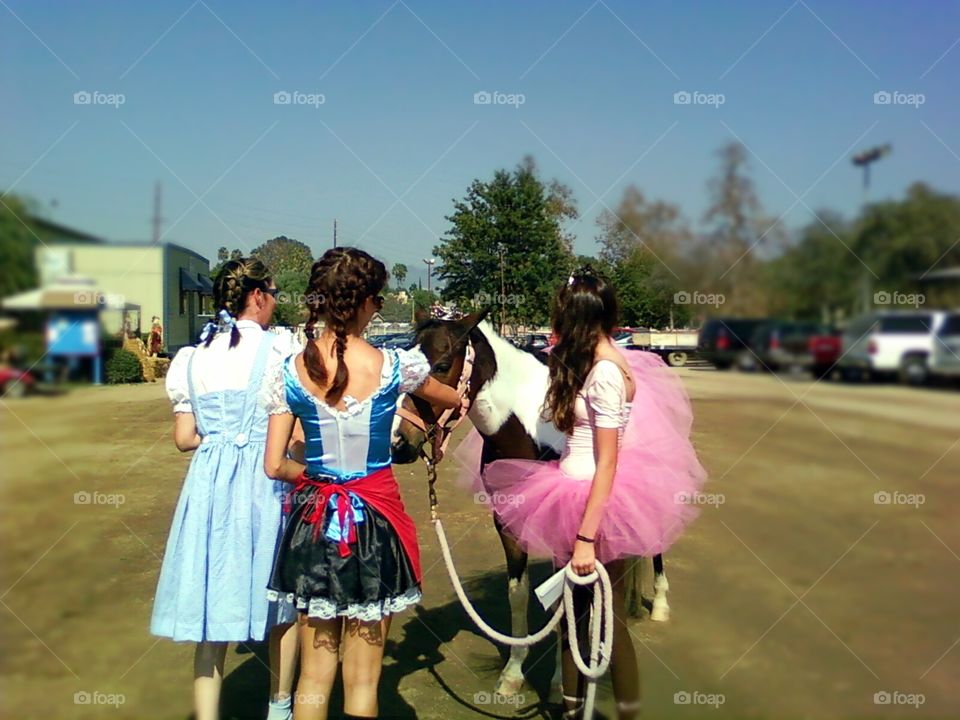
[206,258,273,348]
[303,247,387,405]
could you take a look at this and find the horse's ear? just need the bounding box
[414,306,429,323]
[457,308,490,334]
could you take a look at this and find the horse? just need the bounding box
[390,310,672,699]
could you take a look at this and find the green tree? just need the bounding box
[251,236,314,326]
[0,194,40,297]
[391,263,407,289]
[435,158,576,326]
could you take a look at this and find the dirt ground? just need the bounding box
[2,367,959,719]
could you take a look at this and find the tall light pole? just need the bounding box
[497,243,506,335]
[423,257,436,294]
[852,144,892,312]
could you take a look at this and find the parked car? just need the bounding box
[379,333,417,350]
[808,328,843,379]
[929,310,960,383]
[697,318,769,370]
[838,310,947,384]
[0,366,35,398]
[368,333,401,348]
[517,333,550,354]
[739,321,830,372]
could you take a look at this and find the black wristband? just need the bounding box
[576,534,595,543]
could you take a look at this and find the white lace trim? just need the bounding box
[266,587,421,622]
[395,346,431,393]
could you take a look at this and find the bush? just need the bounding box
[105,348,142,384]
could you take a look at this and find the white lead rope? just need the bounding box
[434,516,614,719]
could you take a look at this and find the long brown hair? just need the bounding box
[303,247,388,405]
[207,258,272,348]
[541,266,619,433]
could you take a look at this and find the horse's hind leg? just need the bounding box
[493,517,529,697]
[650,553,670,622]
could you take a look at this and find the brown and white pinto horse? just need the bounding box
[391,310,670,698]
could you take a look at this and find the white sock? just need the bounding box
[266,694,292,720]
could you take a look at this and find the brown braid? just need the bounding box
[302,247,387,405]
[207,258,272,348]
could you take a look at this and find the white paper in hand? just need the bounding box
[534,567,566,611]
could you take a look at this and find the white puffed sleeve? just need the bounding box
[395,346,431,393]
[585,361,626,429]
[165,347,195,413]
[259,351,293,415]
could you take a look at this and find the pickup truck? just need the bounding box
[631,329,699,367]
[838,310,947,384]
[928,310,960,383]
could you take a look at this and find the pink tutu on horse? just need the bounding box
[455,348,706,564]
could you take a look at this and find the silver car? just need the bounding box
[929,311,960,380]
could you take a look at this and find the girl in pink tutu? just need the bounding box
[475,266,706,719]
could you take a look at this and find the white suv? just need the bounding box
[929,311,960,381]
[838,310,947,384]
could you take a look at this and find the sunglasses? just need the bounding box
[372,294,385,309]
[264,287,280,298]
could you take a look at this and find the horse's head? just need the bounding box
[390,308,492,464]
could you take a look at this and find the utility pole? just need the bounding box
[424,257,435,293]
[333,218,338,248]
[852,144,892,312]
[151,181,163,244]
[498,243,506,335]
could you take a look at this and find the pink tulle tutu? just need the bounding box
[454,349,707,564]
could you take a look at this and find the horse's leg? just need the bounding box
[650,553,670,622]
[493,516,529,697]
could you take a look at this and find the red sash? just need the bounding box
[288,466,422,583]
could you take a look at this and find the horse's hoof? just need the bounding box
[650,602,670,622]
[494,671,525,698]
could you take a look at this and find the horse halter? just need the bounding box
[396,340,475,518]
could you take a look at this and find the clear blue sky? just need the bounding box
[3,0,959,287]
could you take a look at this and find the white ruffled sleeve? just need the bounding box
[165,347,195,413]
[585,361,626,429]
[395,346,431,393]
[259,349,293,415]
